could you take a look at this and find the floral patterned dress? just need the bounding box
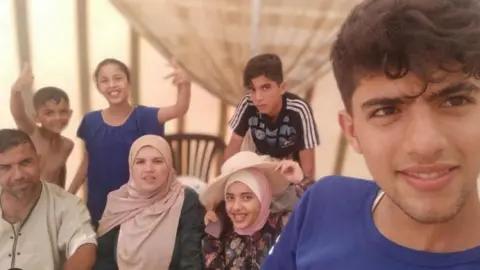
[202,212,287,270]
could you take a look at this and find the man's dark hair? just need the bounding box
[243,53,284,89]
[32,87,70,111]
[0,129,36,154]
[331,0,480,112]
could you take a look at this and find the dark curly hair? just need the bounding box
[331,0,480,112]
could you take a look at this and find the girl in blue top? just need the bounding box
[68,58,191,226]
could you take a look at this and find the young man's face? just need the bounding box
[35,99,72,134]
[339,71,480,224]
[248,75,285,116]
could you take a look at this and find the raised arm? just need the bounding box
[224,96,254,160]
[10,63,36,134]
[157,60,191,123]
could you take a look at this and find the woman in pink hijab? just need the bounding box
[200,151,305,270]
[93,134,205,270]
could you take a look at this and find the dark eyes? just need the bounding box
[369,96,473,119]
[134,159,164,164]
[441,96,471,107]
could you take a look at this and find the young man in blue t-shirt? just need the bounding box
[262,0,480,269]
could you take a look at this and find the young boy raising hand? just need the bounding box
[10,63,74,188]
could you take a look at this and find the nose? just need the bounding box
[11,165,25,181]
[231,199,243,212]
[108,79,117,88]
[145,162,155,172]
[403,109,448,163]
[53,112,61,121]
[252,90,264,102]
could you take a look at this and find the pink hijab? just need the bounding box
[224,168,273,236]
[97,135,184,270]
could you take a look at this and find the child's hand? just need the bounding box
[12,63,34,92]
[204,210,219,225]
[275,160,304,184]
[164,58,190,86]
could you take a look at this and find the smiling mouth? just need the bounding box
[398,166,458,192]
[231,213,248,223]
[108,90,121,97]
[142,176,156,181]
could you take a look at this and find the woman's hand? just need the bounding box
[204,210,219,225]
[275,160,304,184]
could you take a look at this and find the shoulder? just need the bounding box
[181,187,202,213]
[284,93,313,114]
[61,137,74,152]
[134,105,159,115]
[303,176,378,206]
[44,182,86,209]
[179,187,205,226]
[236,95,256,110]
[78,111,101,130]
[82,110,101,120]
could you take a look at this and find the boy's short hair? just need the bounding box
[32,87,70,111]
[0,129,36,154]
[330,0,480,112]
[243,53,284,89]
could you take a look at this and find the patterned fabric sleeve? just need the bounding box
[202,234,225,270]
[294,176,315,197]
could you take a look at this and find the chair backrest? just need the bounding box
[164,133,226,183]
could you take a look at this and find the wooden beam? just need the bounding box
[129,29,140,105]
[76,0,91,199]
[13,0,34,116]
[218,102,228,140]
[333,134,348,175]
[305,85,315,104]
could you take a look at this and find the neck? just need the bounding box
[107,101,132,115]
[38,127,61,141]
[374,192,480,252]
[1,183,42,222]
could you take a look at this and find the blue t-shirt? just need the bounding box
[262,176,480,269]
[77,105,164,223]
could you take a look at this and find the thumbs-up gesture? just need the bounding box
[164,58,190,87]
[12,63,34,92]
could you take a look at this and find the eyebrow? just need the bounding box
[426,81,479,101]
[361,82,480,110]
[225,192,254,196]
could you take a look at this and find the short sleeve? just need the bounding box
[261,187,313,270]
[228,95,253,137]
[136,106,164,136]
[294,100,320,150]
[57,196,97,258]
